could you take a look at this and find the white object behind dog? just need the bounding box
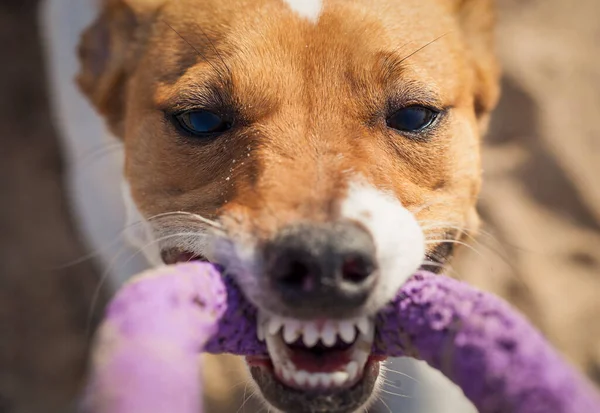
[39,0,149,288]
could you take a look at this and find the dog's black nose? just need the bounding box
[264,222,378,313]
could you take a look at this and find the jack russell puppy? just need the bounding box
[41,0,500,412]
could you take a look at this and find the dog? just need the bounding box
[42,0,499,411]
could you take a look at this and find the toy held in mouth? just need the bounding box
[83,263,600,413]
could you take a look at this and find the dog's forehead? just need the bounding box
[282,0,323,22]
[149,0,464,99]
[156,0,458,52]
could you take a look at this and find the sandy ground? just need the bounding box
[0,0,598,412]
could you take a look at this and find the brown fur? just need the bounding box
[78,0,499,256]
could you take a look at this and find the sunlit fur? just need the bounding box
[74,0,500,411]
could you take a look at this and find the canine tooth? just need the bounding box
[346,361,359,380]
[303,322,320,347]
[331,371,349,387]
[294,370,308,386]
[267,317,283,335]
[283,320,301,344]
[321,321,337,346]
[356,317,371,336]
[319,373,332,388]
[307,373,320,388]
[339,321,356,343]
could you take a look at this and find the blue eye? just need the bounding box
[387,106,438,133]
[175,110,230,136]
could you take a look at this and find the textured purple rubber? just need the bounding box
[84,262,600,413]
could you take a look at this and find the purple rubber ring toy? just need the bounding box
[82,263,600,413]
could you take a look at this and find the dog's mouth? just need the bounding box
[248,313,384,412]
[163,248,384,412]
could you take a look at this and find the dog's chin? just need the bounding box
[247,357,382,413]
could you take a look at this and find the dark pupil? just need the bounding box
[388,107,434,132]
[181,110,226,134]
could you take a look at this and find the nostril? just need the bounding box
[341,254,375,285]
[275,254,317,293]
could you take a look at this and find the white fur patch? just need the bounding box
[341,179,425,306]
[282,0,323,22]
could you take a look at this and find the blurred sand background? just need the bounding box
[0,0,599,412]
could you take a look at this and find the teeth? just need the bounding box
[260,312,376,393]
[282,320,301,344]
[356,317,371,336]
[258,315,374,347]
[339,321,357,343]
[302,323,320,347]
[320,373,332,387]
[346,361,358,381]
[331,371,349,386]
[268,317,284,335]
[307,373,320,388]
[294,370,308,386]
[276,362,363,390]
[321,321,337,346]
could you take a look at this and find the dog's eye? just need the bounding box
[175,110,231,136]
[387,106,438,133]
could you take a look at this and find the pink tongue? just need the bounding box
[288,347,353,373]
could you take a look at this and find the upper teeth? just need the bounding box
[257,315,372,346]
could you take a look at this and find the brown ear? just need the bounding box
[453,0,501,128]
[77,0,160,137]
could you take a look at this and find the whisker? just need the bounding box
[420,221,505,252]
[420,221,478,236]
[381,365,420,384]
[422,223,529,286]
[380,377,403,388]
[193,22,233,82]
[421,259,464,280]
[424,239,485,259]
[398,32,452,64]
[161,20,228,83]
[146,210,223,229]
[421,222,496,258]
[376,395,394,413]
[52,212,221,270]
[143,231,211,248]
[378,388,412,398]
[84,231,209,338]
[75,141,123,166]
[237,382,254,413]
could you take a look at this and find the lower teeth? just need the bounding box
[276,366,358,389]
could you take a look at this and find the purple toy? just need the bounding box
[84,263,600,413]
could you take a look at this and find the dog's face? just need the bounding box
[79,0,498,411]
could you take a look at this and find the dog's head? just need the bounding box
[78,0,499,411]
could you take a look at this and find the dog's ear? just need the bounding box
[453,0,501,128]
[77,0,162,137]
